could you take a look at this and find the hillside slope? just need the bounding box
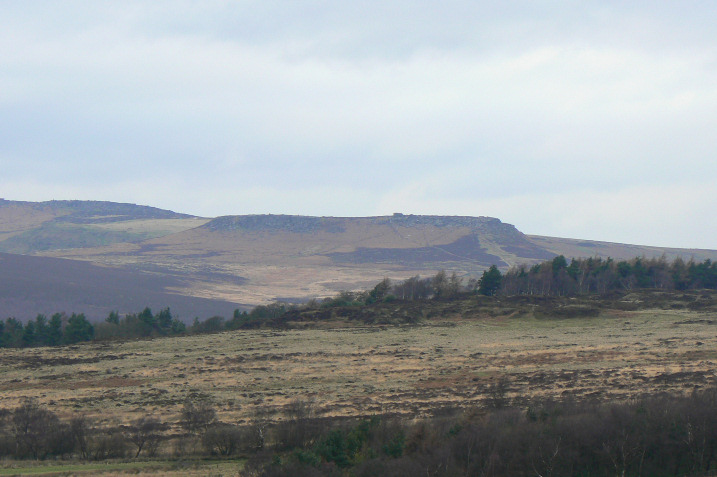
[3,200,717,309]
[34,211,717,307]
[0,199,207,254]
[38,213,557,305]
[527,234,717,262]
[199,213,554,267]
[0,252,241,321]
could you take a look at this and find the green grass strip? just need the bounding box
[0,460,243,476]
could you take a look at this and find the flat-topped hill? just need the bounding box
[204,213,504,233]
[1,200,717,314]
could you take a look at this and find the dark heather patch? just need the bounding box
[327,234,507,267]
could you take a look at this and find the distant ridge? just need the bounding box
[203,213,504,233]
[0,198,194,221]
[198,212,554,268]
[203,212,525,235]
[0,199,204,254]
[2,199,717,309]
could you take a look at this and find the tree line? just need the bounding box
[500,255,717,297]
[299,256,717,306]
[3,255,716,348]
[3,387,717,476]
[0,305,295,348]
[0,312,94,348]
[249,387,717,476]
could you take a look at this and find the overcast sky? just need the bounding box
[2,1,716,249]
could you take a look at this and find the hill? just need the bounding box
[48,212,717,305]
[2,200,717,313]
[0,199,207,254]
[527,234,717,262]
[33,212,560,306]
[0,252,242,321]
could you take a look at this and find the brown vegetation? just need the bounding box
[2,292,716,427]
[4,199,714,309]
[0,290,716,474]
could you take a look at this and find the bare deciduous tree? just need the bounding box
[180,399,216,434]
[125,416,164,458]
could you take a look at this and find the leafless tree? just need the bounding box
[180,399,216,434]
[125,416,164,458]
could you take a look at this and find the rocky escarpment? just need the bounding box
[204,213,513,234]
[201,213,556,268]
[203,214,349,233]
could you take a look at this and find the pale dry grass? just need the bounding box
[38,223,497,305]
[528,234,717,262]
[0,460,243,476]
[2,309,716,431]
[91,218,210,236]
[0,204,58,234]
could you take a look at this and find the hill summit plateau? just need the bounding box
[1,200,716,319]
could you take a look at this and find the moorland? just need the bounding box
[2,199,717,320]
[2,285,717,475]
[3,200,717,475]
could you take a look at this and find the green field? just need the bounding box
[0,460,243,476]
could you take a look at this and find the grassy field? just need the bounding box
[2,305,715,431]
[0,460,243,476]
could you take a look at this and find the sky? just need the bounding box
[2,1,717,249]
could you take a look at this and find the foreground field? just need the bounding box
[2,305,716,430]
[0,460,243,476]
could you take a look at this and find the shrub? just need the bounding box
[202,423,244,456]
[180,399,216,434]
[91,430,129,460]
[11,399,72,459]
[124,416,164,458]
